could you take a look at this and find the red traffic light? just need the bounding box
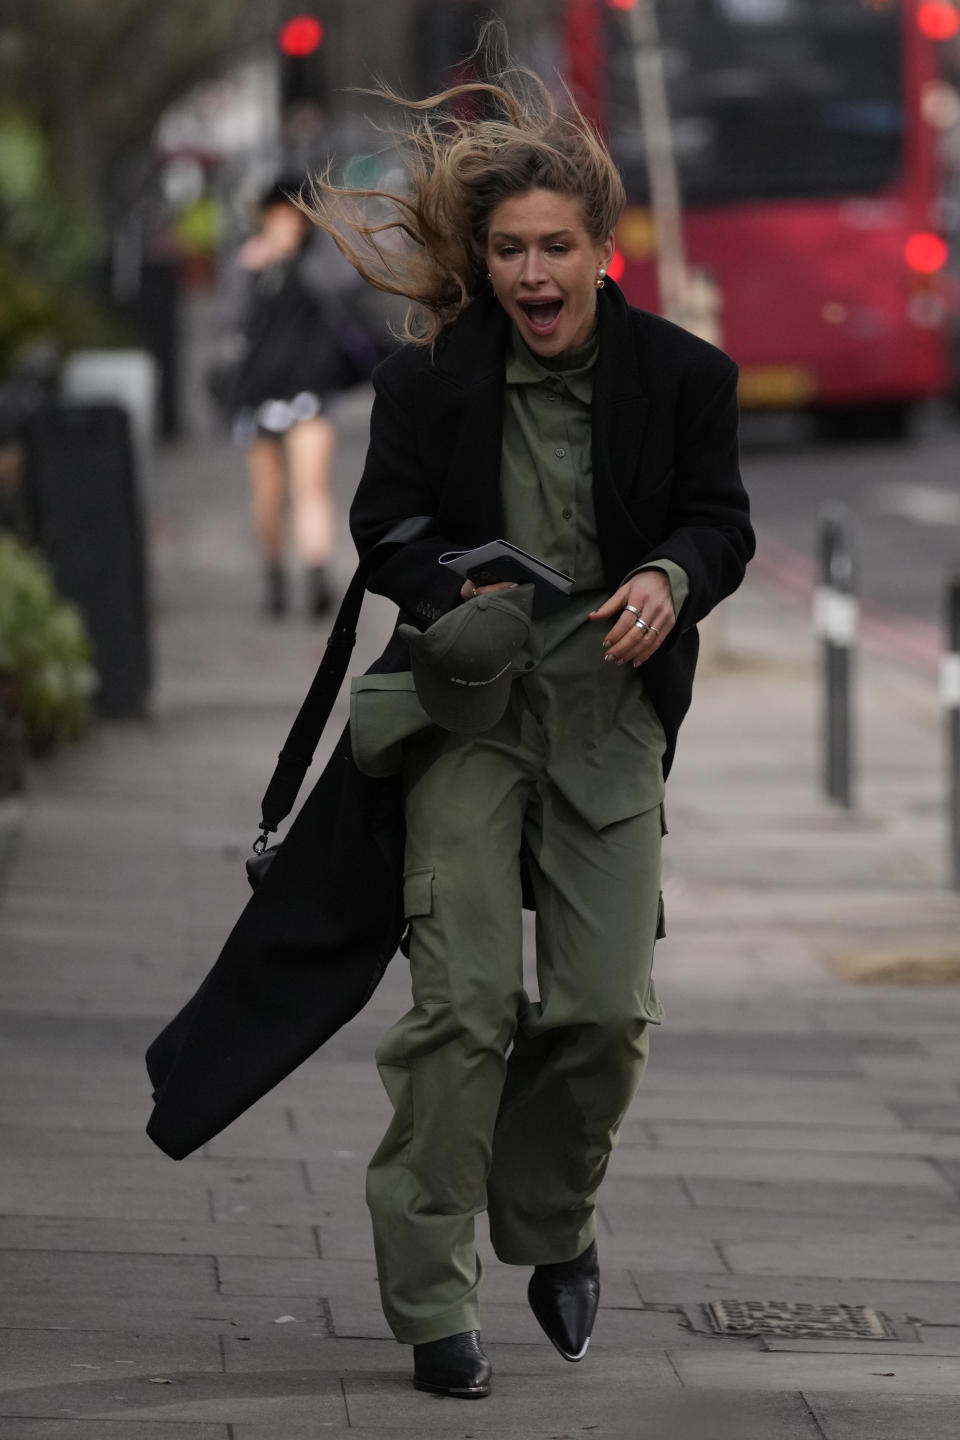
[279,15,324,57]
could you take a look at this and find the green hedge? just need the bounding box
[0,532,98,750]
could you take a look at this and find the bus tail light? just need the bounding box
[904,232,949,274]
[904,233,949,328]
[917,3,960,42]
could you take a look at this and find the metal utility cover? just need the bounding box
[704,1300,897,1340]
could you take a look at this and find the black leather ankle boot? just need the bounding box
[528,1239,600,1361]
[264,564,287,617]
[306,564,332,618]
[412,1330,492,1398]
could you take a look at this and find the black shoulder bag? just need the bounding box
[245,514,433,888]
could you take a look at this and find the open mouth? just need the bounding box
[520,299,563,335]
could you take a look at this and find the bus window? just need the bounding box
[606,0,904,205]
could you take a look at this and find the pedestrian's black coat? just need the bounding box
[145,281,753,1160]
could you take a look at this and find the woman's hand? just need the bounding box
[459,579,518,600]
[589,570,675,666]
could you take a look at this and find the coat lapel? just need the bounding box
[593,280,650,512]
[423,291,509,541]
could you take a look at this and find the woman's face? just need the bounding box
[485,189,614,357]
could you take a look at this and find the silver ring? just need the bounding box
[624,604,641,617]
[647,624,660,636]
[634,618,649,632]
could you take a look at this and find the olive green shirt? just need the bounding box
[494,326,685,827]
[351,324,689,830]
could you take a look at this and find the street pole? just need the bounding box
[815,507,858,810]
[943,576,960,890]
[624,0,723,344]
[626,0,686,324]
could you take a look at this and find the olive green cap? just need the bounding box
[398,586,534,733]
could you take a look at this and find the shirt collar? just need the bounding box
[506,324,598,405]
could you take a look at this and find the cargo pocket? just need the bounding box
[350,672,430,778]
[399,866,434,959]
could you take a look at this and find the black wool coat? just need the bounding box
[351,278,754,777]
[145,282,753,1161]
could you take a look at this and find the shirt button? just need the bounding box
[524,660,535,670]
[547,392,559,402]
[554,447,566,458]
[561,507,573,520]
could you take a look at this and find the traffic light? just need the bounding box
[278,14,327,112]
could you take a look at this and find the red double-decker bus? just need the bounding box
[565,0,959,435]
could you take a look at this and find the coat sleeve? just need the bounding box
[349,356,466,628]
[646,354,754,639]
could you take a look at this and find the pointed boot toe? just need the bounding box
[528,1240,600,1362]
[412,1330,492,1398]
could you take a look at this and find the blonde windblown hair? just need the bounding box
[302,30,626,345]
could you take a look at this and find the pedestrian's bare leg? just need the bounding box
[285,415,336,566]
[247,435,287,566]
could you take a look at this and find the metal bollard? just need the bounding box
[814,508,858,808]
[943,577,960,890]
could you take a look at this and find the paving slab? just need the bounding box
[229,1390,824,1440]
[598,1200,960,1247]
[0,1292,331,1335]
[0,1123,163,1159]
[636,1066,951,1102]
[0,1425,228,1439]
[0,1250,216,1307]
[631,1091,904,1128]
[644,1120,960,1158]
[721,1235,960,1283]
[0,1159,211,1223]
[0,1216,319,1259]
[0,1372,348,1427]
[649,1031,885,1075]
[681,1177,960,1218]
[806,1392,960,1440]
[607,1143,949,1188]
[671,1348,960,1394]
[0,1329,222,1394]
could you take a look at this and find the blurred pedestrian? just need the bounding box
[223,178,348,618]
[303,34,754,1398]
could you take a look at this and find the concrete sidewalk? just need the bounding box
[1,386,960,1439]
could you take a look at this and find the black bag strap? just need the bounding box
[254,515,434,847]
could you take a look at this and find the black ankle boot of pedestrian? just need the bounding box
[412,1330,491,1398]
[264,564,287,618]
[306,564,332,618]
[528,1239,600,1362]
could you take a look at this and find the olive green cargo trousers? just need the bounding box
[365,709,665,1345]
